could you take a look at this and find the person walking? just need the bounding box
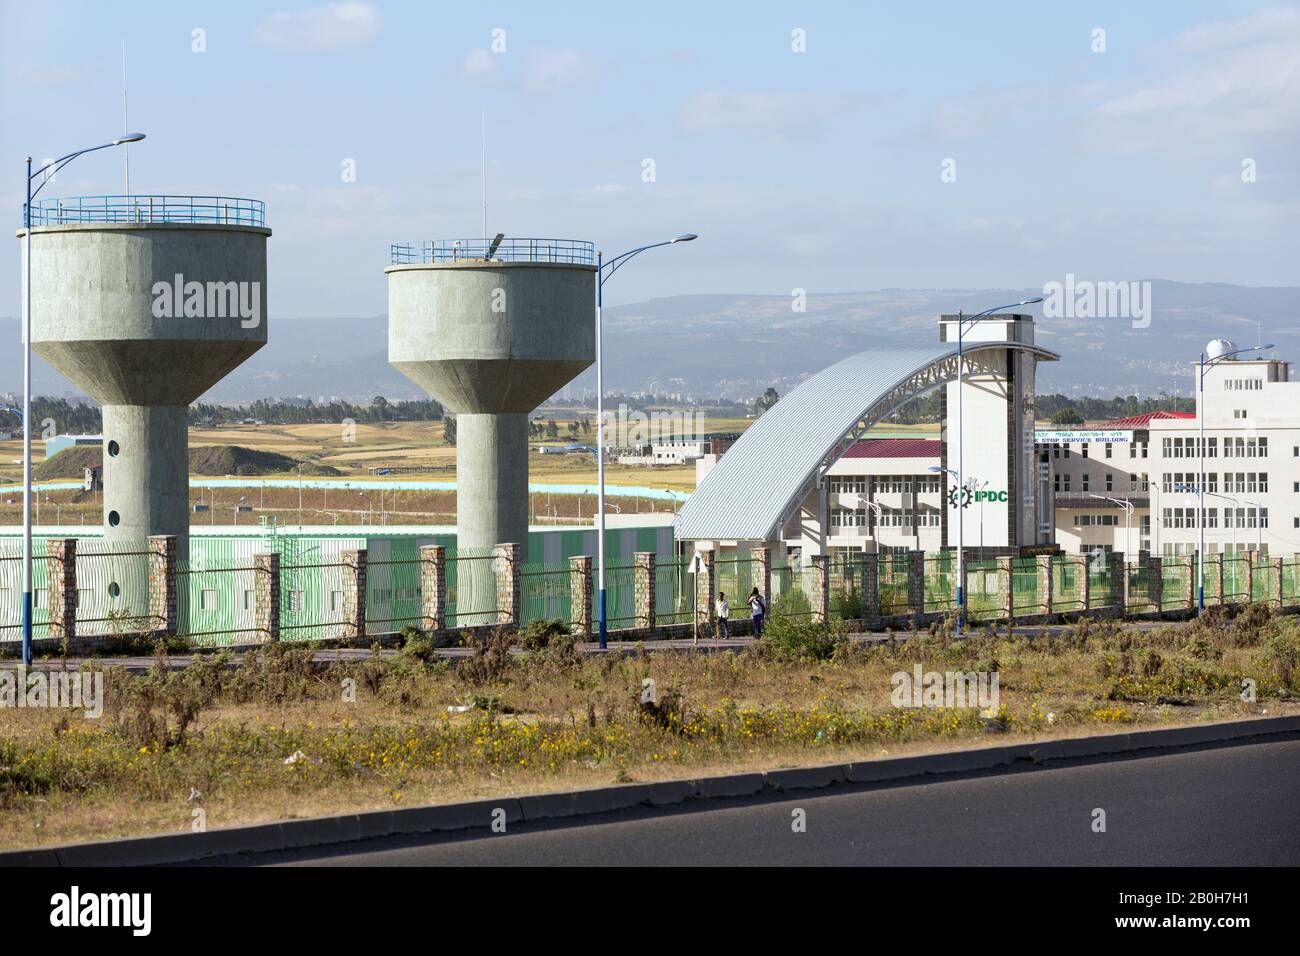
[715,592,730,639]
[748,586,767,639]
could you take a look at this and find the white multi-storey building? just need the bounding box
[1041,345,1300,560]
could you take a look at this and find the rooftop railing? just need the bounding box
[27,195,266,227]
[390,238,595,266]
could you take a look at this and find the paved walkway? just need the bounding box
[0,619,1174,674]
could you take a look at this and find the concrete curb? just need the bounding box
[3,714,1297,867]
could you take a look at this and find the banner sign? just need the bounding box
[1034,429,1133,445]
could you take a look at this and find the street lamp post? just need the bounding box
[1088,493,1135,557]
[20,132,144,666]
[1196,344,1272,613]
[945,297,1043,636]
[595,233,697,650]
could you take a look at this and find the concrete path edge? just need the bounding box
[3,714,1297,867]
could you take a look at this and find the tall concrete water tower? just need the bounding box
[20,195,270,558]
[387,238,596,557]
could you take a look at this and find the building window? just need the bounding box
[200,589,219,611]
[1082,473,1090,491]
[1104,443,1113,459]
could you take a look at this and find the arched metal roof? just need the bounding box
[673,342,1059,543]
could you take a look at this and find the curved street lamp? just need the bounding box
[19,133,146,665]
[595,234,697,650]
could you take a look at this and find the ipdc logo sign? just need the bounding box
[948,486,1008,508]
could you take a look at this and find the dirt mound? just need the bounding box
[35,444,340,479]
[33,446,102,480]
[188,445,341,477]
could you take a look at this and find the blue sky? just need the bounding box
[2,0,1296,317]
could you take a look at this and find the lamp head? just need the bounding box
[670,233,698,243]
[113,132,146,145]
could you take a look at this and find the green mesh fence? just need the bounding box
[520,563,572,627]
[770,562,813,617]
[177,555,263,646]
[602,561,639,629]
[655,559,694,625]
[74,539,156,636]
[965,558,1004,622]
[366,555,424,633]
[446,547,499,627]
[0,539,51,642]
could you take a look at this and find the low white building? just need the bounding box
[1041,342,1300,559]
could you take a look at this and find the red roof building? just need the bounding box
[1099,411,1196,429]
[841,438,942,459]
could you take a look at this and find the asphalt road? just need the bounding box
[216,735,1300,867]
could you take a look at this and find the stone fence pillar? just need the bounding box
[569,555,592,637]
[908,550,926,624]
[147,534,178,639]
[861,551,880,620]
[750,546,772,608]
[47,538,77,643]
[494,543,522,627]
[810,554,830,623]
[1036,554,1053,616]
[254,552,280,643]
[1148,555,1164,612]
[694,550,716,631]
[420,545,446,632]
[633,552,656,631]
[341,548,367,640]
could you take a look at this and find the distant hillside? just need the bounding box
[34,445,341,480]
[5,281,1297,401]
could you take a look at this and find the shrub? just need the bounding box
[521,619,570,651]
[457,628,516,686]
[757,615,846,662]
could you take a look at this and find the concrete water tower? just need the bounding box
[20,195,270,558]
[387,237,596,557]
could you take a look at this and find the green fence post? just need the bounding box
[1246,551,1255,606]
[1276,556,1285,610]
[1214,552,1224,606]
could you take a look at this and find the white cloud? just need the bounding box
[520,48,594,92]
[1091,8,1300,147]
[679,89,862,141]
[255,2,381,52]
[459,48,497,79]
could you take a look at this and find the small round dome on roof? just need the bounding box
[1206,339,1238,360]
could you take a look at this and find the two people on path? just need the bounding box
[715,588,768,639]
